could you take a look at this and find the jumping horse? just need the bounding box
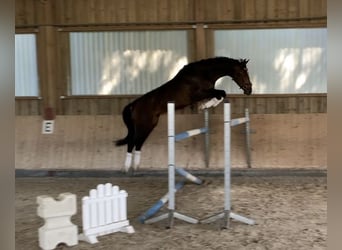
[115,56,252,173]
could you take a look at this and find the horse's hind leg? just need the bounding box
[132,116,159,171]
[124,131,135,173]
[132,134,149,171]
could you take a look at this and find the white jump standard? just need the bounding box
[142,101,254,229]
[167,102,199,227]
[201,101,254,228]
[143,102,209,227]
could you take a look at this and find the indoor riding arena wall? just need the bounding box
[15,0,327,172]
[15,112,326,171]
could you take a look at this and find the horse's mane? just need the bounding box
[185,57,238,69]
[174,57,242,78]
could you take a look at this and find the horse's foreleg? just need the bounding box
[211,89,226,99]
[198,89,226,110]
[198,97,224,110]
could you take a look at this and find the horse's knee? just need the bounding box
[199,96,224,110]
[215,89,226,99]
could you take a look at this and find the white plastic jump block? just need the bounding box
[37,193,78,250]
[78,183,135,244]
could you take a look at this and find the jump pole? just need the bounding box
[245,108,252,168]
[139,181,184,224]
[201,101,254,228]
[140,166,202,223]
[167,102,199,228]
[204,108,210,168]
[141,102,203,227]
[140,105,208,224]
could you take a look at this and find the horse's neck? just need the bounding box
[207,63,234,82]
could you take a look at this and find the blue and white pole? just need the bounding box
[175,167,202,185]
[139,181,184,223]
[175,127,208,141]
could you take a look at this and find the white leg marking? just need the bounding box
[134,151,141,170]
[199,97,224,110]
[198,100,210,110]
[212,97,224,107]
[124,152,132,172]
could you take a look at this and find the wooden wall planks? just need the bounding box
[16,0,326,26]
[15,98,41,115]
[15,113,327,170]
[16,94,327,116]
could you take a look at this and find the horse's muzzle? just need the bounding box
[242,84,252,95]
[244,88,252,95]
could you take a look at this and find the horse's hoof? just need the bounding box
[126,167,134,177]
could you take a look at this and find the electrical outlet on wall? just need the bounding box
[42,120,54,134]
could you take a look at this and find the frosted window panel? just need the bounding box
[215,28,327,94]
[70,31,188,95]
[15,34,39,96]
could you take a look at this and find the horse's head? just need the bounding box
[231,59,252,95]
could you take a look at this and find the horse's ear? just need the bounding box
[239,59,249,66]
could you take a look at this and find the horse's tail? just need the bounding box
[115,103,134,146]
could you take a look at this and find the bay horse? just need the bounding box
[115,56,252,173]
